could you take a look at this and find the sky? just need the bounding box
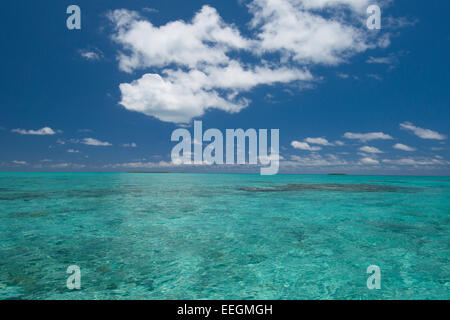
[0,0,449,175]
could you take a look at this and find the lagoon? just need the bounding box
[0,172,449,299]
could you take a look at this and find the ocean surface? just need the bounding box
[0,172,449,300]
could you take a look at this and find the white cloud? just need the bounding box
[12,127,57,135]
[249,0,374,65]
[119,73,246,123]
[122,142,137,147]
[334,140,345,146]
[382,158,448,166]
[82,138,112,146]
[400,122,447,140]
[67,149,80,153]
[337,73,350,79]
[142,7,158,13]
[344,132,393,142]
[109,6,250,72]
[107,161,176,169]
[360,157,379,165]
[291,141,322,151]
[367,74,382,81]
[12,160,27,165]
[79,49,103,61]
[110,1,388,123]
[282,153,348,167]
[304,137,333,146]
[119,64,311,123]
[297,0,372,11]
[366,56,395,64]
[385,16,419,29]
[50,163,86,169]
[393,143,416,152]
[360,146,383,154]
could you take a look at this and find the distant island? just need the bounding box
[127,171,171,173]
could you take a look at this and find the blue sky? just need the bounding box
[0,0,449,175]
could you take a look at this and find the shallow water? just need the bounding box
[0,173,449,299]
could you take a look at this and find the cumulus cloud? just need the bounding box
[291,141,322,151]
[304,137,333,146]
[297,0,372,11]
[248,0,374,65]
[360,146,383,153]
[12,127,57,135]
[109,1,389,123]
[360,157,379,165]
[67,149,80,153]
[344,132,393,142]
[393,143,416,151]
[400,122,447,140]
[109,6,250,72]
[119,64,311,123]
[82,138,112,146]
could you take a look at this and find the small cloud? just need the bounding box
[367,74,382,81]
[400,122,447,140]
[334,140,345,146]
[12,160,28,165]
[67,149,80,153]
[431,147,444,151]
[50,163,86,169]
[360,157,379,165]
[122,142,137,148]
[344,132,393,142]
[79,48,103,61]
[383,158,448,166]
[291,141,321,151]
[51,163,69,168]
[12,127,57,135]
[82,138,112,146]
[366,56,395,64]
[336,73,349,79]
[360,146,383,154]
[78,129,93,133]
[142,7,158,13]
[385,16,419,29]
[304,137,333,146]
[393,143,416,152]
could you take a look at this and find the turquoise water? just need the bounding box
[0,172,449,300]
